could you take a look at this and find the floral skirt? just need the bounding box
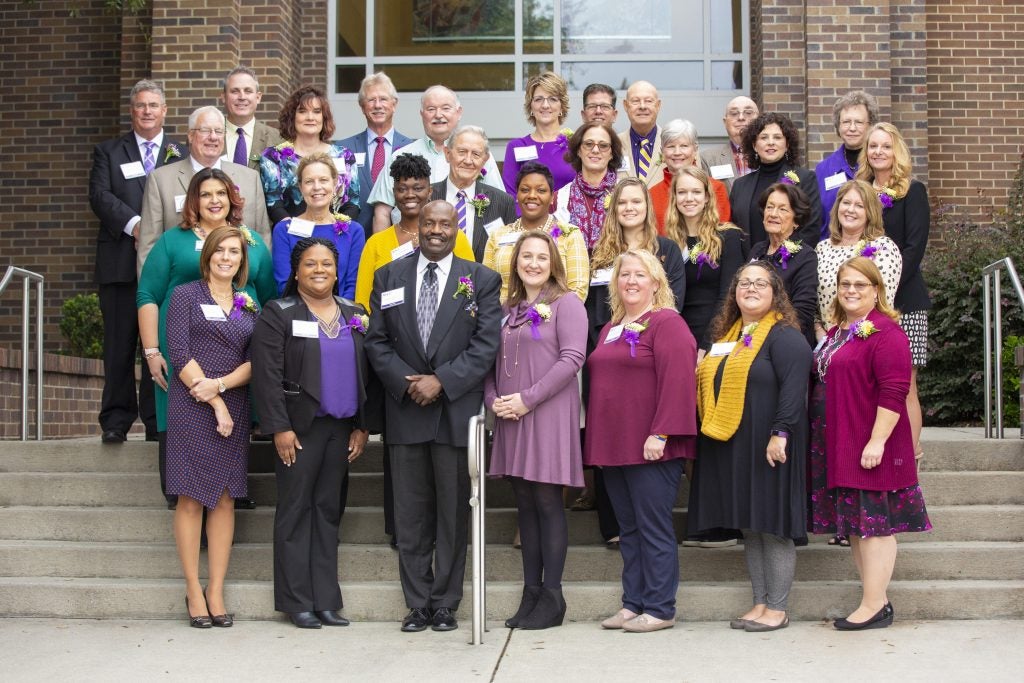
[807,382,932,538]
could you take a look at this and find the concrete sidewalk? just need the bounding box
[2,618,1021,681]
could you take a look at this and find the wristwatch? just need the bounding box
[217,378,227,394]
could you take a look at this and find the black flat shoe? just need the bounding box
[315,610,350,626]
[431,607,458,632]
[289,611,322,629]
[204,588,232,627]
[401,607,431,632]
[834,603,893,631]
[102,429,126,444]
[234,497,257,510]
[185,595,212,629]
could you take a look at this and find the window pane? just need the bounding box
[336,66,366,94]
[376,0,515,56]
[337,1,367,57]
[711,61,743,90]
[710,0,743,53]
[561,0,701,55]
[383,63,515,92]
[523,62,555,81]
[524,0,554,54]
[561,61,703,91]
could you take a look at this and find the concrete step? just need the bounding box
[0,505,1020,544]
[2,540,1020,583]
[0,576,1021,621]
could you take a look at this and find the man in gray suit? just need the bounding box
[365,200,500,633]
[430,125,516,261]
[221,66,281,171]
[699,96,759,193]
[136,105,271,273]
[337,72,414,237]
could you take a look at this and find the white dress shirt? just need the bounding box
[124,131,166,235]
[445,178,478,247]
[415,251,454,314]
[226,118,256,162]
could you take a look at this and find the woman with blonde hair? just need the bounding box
[502,71,576,195]
[648,118,730,231]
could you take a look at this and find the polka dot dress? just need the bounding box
[815,235,902,325]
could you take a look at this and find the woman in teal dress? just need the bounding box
[138,168,275,504]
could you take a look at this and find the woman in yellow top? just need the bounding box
[354,154,474,311]
[484,161,589,304]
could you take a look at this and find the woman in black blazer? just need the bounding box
[730,112,822,252]
[251,236,370,629]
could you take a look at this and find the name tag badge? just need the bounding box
[380,287,405,309]
[287,218,315,238]
[354,152,366,167]
[710,164,735,180]
[291,320,319,338]
[194,240,204,251]
[681,246,690,261]
[501,314,510,328]
[120,161,145,179]
[390,241,415,261]
[590,268,612,286]
[333,157,348,172]
[174,194,186,214]
[605,324,623,343]
[498,231,520,247]
[200,304,227,322]
[709,341,737,357]
[824,171,847,191]
[513,145,539,162]
[484,218,504,237]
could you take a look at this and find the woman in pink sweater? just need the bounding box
[810,257,931,630]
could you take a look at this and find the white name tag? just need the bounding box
[484,218,504,237]
[174,194,186,214]
[498,231,520,247]
[194,240,204,252]
[292,320,319,338]
[590,268,612,286]
[287,218,315,238]
[710,164,735,180]
[354,152,366,167]
[605,324,623,343]
[381,287,405,309]
[709,342,737,357]
[390,241,415,261]
[333,157,348,172]
[120,161,145,179]
[824,172,847,191]
[200,304,227,321]
[513,145,539,162]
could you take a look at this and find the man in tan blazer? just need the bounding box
[617,81,662,186]
[221,66,281,171]
[136,105,271,273]
[698,96,759,194]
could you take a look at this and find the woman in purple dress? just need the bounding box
[501,72,576,196]
[485,230,587,630]
[165,226,258,628]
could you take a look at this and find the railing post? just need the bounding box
[0,266,45,441]
[995,274,1004,438]
[467,409,487,645]
[36,278,44,440]
[21,277,30,441]
[984,271,993,438]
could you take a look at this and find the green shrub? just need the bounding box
[60,293,104,359]
[1003,335,1023,427]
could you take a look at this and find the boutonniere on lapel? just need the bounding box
[333,212,351,236]
[779,170,800,185]
[777,239,802,270]
[454,276,477,317]
[877,187,897,209]
[526,302,551,340]
[229,292,257,320]
[348,314,369,335]
[549,222,577,240]
[248,152,262,164]
[238,225,257,247]
[164,143,182,163]
[477,168,488,182]
[469,194,491,217]
[854,239,885,260]
[849,318,877,340]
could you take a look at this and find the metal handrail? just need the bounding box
[0,266,44,441]
[981,258,1024,438]
[467,408,488,644]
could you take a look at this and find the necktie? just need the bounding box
[417,263,439,349]
[455,190,468,232]
[638,139,652,181]
[233,127,248,165]
[370,136,386,184]
[142,141,156,175]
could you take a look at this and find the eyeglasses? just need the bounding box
[580,140,611,152]
[840,119,868,129]
[627,98,658,108]
[726,108,757,119]
[737,279,771,291]
[192,127,225,138]
[584,103,613,112]
[532,96,561,107]
[132,102,164,111]
[838,281,875,291]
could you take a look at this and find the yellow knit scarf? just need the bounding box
[697,312,781,441]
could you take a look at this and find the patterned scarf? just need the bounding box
[567,170,617,249]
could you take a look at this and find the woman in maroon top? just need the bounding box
[811,257,931,631]
[584,249,697,633]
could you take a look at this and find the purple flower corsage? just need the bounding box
[525,302,551,340]
[622,320,649,358]
[229,292,257,321]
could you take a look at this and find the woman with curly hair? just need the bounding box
[552,121,625,249]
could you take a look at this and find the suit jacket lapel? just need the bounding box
[119,134,149,192]
[176,162,193,194]
[393,257,427,363]
[425,258,466,358]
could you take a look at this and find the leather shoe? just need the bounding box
[744,615,789,632]
[401,607,431,632]
[289,611,322,629]
[101,429,126,444]
[315,610,350,626]
[834,603,893,631]
[144,430,159,442]
[431,607,458,632]
[234,497,257,510]
[601,609,638,630]
[729,618,750,630]
[622,613,675,633]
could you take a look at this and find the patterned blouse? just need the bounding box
[483,217,590,304]
[259,140,358,216]
[815,234,902,325]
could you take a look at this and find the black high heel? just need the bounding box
[185,595,212,629]
[204,587,233,628]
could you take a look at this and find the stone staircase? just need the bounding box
[0,429,1022,623]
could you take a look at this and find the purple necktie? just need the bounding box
[456,190,468,232]
[143,141,156,175]
[233,127,248,165]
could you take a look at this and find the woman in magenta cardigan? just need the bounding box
[810,257,931,631]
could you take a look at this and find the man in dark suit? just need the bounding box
[221,66,281,171]
[337,72,414,238]
[431,125,516,261]
[89,79,187,444]
[699,96,759,194]
[365,200,500,633]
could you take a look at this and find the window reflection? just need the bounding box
[562,0,700,55]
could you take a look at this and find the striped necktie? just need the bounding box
[455,190,468,232]
[143,141,156,175]
[638,139,652,181]
[417,263,439,349]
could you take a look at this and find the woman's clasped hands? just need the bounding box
[492,393,529,421]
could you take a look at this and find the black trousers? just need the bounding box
[273,416,352,613]
[390,442,469,610]
[98,282,155,433]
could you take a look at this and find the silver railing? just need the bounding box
[982,257,1024,438]
[467,408,488,644]
[0,266,45,440]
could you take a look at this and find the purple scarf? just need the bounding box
[567,170,617,249]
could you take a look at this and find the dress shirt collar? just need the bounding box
[366,127,395,146]
[190,155,223,172]
[445,178,477,202]
[134,130,164,152]
[629,126,657,149]
[417,251,454,280]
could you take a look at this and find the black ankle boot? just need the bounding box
[517,587,566,630]
[505,585,542,628]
